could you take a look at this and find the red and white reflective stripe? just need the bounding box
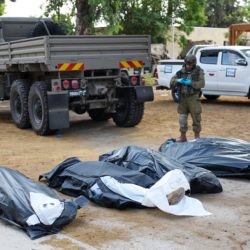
[119,60,144,68]
[58,63,84,71]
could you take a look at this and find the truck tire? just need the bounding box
[113,89,144,127]
[121,71,130,85]
[204,95,220,100]
[30,20,66,37]
[88,109,111,121]
[28,81,50,135]
[72,106,86,115]
[10,79,30,129]
[171,86,180,103]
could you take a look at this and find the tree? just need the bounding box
[75,0,121,35]
[0,0,16,15]
[0,3,5,15]
[43,0,207,43]
[117,0,206,43]
[75,0,206,42]
[204,0,245,27]
[118,1,169,43]
[43,0,110,35]
[238,0,250,23]
[43,0,75,34]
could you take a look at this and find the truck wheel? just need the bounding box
[30,20,66,37]
[72,106,86,115]
[204,95,220,100]
[28,82,50,135]
[171,86,180,103]
[10,79,30,129]
[121,71,130,85]
[113,89,144,127]
[88,109,111,121]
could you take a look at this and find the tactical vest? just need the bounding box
[176,66,202,96]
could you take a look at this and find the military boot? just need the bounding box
[177,132,187,142]
[194,131,200,139]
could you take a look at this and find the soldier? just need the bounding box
[170,54,205,142]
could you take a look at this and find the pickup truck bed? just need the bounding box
[156,59,183,89]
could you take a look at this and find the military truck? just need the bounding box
[0,17,153,135]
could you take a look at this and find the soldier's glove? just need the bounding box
[182,79,191,85]
[177,78,191,86]
[177,78,184,84]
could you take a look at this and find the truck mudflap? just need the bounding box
[47,91,69,130]
[134,86,154,103]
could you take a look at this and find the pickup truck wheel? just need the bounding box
[88,109,111,121]
[28,82,50,135]
[171,86,180,103]
[204,95,220,100]
[10,80,30,129]
[113,89,144,127]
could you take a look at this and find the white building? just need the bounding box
[167,26,228,59]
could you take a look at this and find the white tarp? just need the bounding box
[101,169,211,216]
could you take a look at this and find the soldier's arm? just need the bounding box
[190,69,205,89]
[170,74,178,88]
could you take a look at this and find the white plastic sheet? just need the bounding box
[28,192,64,226]
[101,169,211,216]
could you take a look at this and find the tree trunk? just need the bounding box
[75,0,92,35]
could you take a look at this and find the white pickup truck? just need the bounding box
[156,45,250,102]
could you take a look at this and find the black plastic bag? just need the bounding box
[99,145,222,194]
[159,137,250,178]
[0,166,87,239]
[40,157,156,209]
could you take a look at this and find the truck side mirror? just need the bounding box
[235,59,248,66]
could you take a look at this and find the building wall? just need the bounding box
[167,26,228,59]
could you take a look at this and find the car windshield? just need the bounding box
[240,49,250,58]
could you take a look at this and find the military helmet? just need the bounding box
[185,54,197,65]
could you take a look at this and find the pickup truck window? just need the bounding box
[222,51,244,65]
[240,49,250,58]
[200,51,219,64]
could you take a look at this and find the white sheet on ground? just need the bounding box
[101,169,211,217]
[27,192,64,226]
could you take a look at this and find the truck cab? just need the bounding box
[0,17,51,42]
[197,46,250,98]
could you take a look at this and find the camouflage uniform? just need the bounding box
[171,57,205,135]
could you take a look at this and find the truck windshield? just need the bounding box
[240,49,250,58]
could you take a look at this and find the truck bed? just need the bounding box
[0,35,151,71]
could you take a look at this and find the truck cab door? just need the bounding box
[218,50,249,94]
[198,50,220,93]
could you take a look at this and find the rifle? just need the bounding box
[177,71,192,102]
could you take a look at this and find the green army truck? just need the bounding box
[0,17,153,135]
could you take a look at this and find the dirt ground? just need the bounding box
[0,90,249,250]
